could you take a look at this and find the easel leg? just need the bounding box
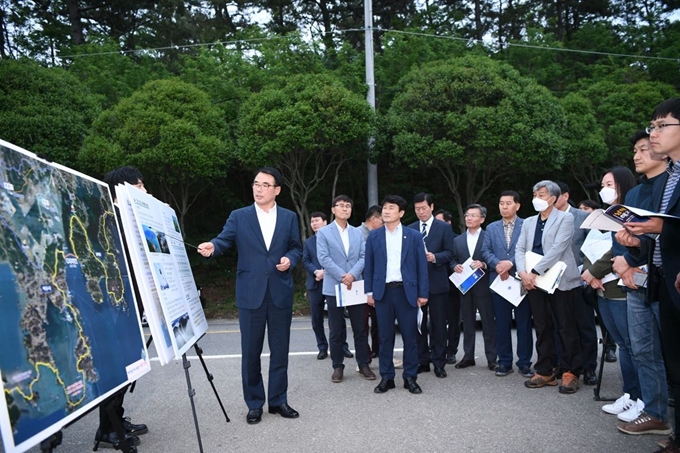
[183,353,205,453]
[193,342,230,423]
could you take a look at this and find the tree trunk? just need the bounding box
[66,0,85,44]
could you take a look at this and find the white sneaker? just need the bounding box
[393,359,403,369]
[602,393,633,415]
[618,399,645,422]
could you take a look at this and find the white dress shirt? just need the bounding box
[385,223,403,283]
[466,228,481,257]
[255,202,277,250]
[335,220,350,255]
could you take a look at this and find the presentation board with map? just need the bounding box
[0,139,150,453]
[116,184,208,364]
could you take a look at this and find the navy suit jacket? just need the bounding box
[210,204,302,309]
[302,235,321,291]
[407,219,455,294]
[651,168,680,309]
[452,230,490,297]
[481,217,524,282]
[364,225,429,305]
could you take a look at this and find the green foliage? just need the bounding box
[65,40,171,109]
[387,55,568,227]
[0,58,102,166]
[236,72,373,238]
[79,78,231,231]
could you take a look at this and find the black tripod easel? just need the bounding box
[593,330,617,402]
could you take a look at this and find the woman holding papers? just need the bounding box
[581,166,643,423]
[515,180,582,395]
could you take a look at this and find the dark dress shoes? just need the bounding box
[583,369,598,385]
[370,351,379,359]
[246,408,263,424]
[447,355,457,365]
[269,403,299,419]
[417,364,431,374]
[94,430,140,449]
[495,364,514,376]
[331,367,344,383]
[454,359,476,369]
[374,378,396,393]
[122,417,148,435]
[488,361,498,371]
[317,350,328,360]
[434,367,447,378]
[403,377,422,394]
[605,349,617,363]
[343,347,354,358]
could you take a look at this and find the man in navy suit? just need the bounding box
[452,204,497,371]
[623,98,680,444]
[435,209,462,365]
[316,195,374,383]
[408,193,455,378]
[481,191,532,377]
[302,211,329,359]
[198,167,302,424]
[365,195,429,394]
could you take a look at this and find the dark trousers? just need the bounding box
[658,274,680,434]
[98,384,129,434]
[364,305,379,355]
[375,286,419,379]
[327,296,369,369]
[308,287,328,352]
[575,287,599,371]
[493,293,533,368]
[446,286,461,358]
[238,286,292,409]
[461,291,496,363]
[529,288,582,376]
[417,291,449,368]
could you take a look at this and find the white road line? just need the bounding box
[149,349,405,362]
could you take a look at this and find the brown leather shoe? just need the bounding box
[358,366,376,380]
[331,368,343,383]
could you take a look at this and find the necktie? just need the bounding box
[421,223,427,239]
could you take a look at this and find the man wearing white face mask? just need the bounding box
[516,180,583,394]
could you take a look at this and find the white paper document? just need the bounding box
[449,257,486,295]
[522,251,567,294]
[490,275,526,307]
[581,229,613,264]
[417,307,424,334]
[579,209,624,232]
[336,280,367,307]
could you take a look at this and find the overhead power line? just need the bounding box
[58,27,680,63]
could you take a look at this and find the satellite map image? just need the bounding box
[0,142,148,452]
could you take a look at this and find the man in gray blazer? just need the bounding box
[556,181,600,385]
[316,195,374,383]
[516,180,583,395]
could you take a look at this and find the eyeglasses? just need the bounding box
[645,123,680,134]
[252,182,277,190]
[334,203,352,209]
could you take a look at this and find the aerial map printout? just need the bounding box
[0,139,150,453]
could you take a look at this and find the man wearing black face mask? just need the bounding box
[515,180,583,395]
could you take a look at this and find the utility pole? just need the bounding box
[364,0,378,207]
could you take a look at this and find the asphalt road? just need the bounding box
[7,317,672,453]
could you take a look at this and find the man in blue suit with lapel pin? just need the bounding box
[316,195,374,383]
[364,195,429,394]
[482,191,533,378]
[198,167,302,425]
[408,193,455,378]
